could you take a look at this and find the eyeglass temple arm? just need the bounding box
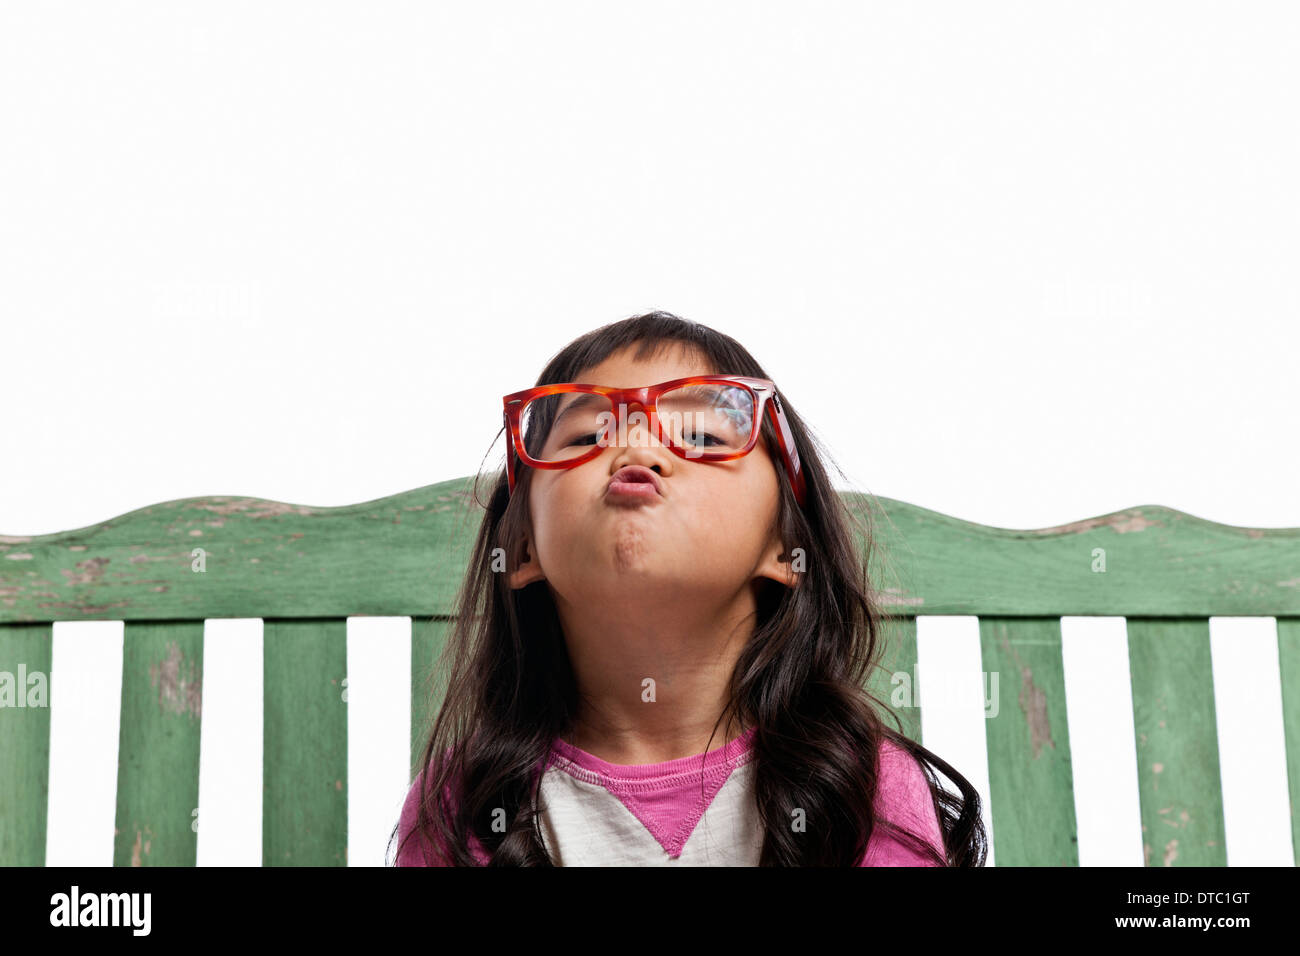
[768,392,807,507]
[504,410,517,492]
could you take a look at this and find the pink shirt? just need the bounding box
[395,729,945,866]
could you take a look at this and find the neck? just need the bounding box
[552,586,760,765]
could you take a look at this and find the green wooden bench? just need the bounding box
[2,475,1297,866]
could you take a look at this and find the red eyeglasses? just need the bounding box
[501,374,807,508]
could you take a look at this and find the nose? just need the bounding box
[618,401,664,449]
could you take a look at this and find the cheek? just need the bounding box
[528,484,586,554]
[739,452,782,507]
[699,466,778,537]
[741,465,783,542]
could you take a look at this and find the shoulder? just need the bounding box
[861,737,946,866]
[395,747,490,866]
[875,737,927,791]
[395,766,449,866]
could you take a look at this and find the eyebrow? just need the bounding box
[552,392,607,423]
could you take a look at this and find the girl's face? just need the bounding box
[508,345,797,618]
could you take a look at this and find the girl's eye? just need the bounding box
[559,429,726,449]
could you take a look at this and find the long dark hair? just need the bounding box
[390,310,987,866]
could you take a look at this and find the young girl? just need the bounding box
[391,310,987,866]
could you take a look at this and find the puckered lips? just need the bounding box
[605,465,664,503]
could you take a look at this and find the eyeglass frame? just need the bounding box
[501,374,808,508]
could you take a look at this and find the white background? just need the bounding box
[3,2,1296,866]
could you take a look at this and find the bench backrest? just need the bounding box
[2,477,1297,865]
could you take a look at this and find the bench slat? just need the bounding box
[861,495,1300,617]
[113,621,203,865]
[1127,618,1227,866]
[868,616,921,745]
[0,622,52,865]
[263,619,347,865]
[410,617,452,778]
[1279,617,1300,864]
[979,617,1079,866]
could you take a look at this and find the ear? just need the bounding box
[507,533,547,589]
[753,528,801,590]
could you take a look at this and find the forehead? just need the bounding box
[573,342,717,388]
